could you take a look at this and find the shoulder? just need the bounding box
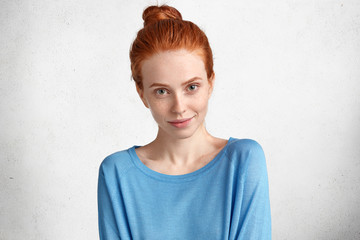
[98,147,135,178]
[226,138,265,157]
[225,138,267,176]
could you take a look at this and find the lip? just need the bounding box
[167,116,194,128]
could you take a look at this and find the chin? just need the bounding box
[162,123,204,140]
[172,131,196,140]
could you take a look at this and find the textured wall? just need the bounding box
[1,0,359,239]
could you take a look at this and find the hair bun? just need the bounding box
[142,5,182,27]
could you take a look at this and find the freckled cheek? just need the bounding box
[191,98,209,113]
[148,102,170,120]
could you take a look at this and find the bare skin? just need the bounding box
[135,49,228,175]
[136,125,228,175]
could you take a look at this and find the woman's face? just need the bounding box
[137,49,214,139]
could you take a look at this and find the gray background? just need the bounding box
[1,0,360,239]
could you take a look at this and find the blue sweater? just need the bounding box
[98,137,271,239]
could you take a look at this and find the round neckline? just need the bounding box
[128,137,234,182]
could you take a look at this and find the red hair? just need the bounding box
[129,5,214,88]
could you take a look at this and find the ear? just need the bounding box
[208,73,215,97]
[136,83,149,108]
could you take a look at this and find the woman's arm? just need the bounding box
[239,142,271,239]
[97,165,122,240]
[229,140,272,240]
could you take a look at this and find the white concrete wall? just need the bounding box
[1,0,359,239]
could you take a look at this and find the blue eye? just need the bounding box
[156,89,167,95]
[188,84,198,91]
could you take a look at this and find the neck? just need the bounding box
[151,124,215,166]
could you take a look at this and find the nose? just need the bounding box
[171,93,186,114]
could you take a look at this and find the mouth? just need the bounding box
[167,116,195,128]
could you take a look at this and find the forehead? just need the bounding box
[141,49,207,87]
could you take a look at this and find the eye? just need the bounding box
[155,89,168,95]
[187,84,198,91]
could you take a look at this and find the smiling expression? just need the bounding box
[137,49,214,139]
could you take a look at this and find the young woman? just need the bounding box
[98,5,271,240]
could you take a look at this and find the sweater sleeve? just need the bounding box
[97,163,122,240]
[237,141,272,240]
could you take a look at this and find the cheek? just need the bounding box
[190,96,209,113]
[148,101,169,118]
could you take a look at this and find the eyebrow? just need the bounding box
[149,77,202,88]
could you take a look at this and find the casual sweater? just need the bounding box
[97,137,271,239]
